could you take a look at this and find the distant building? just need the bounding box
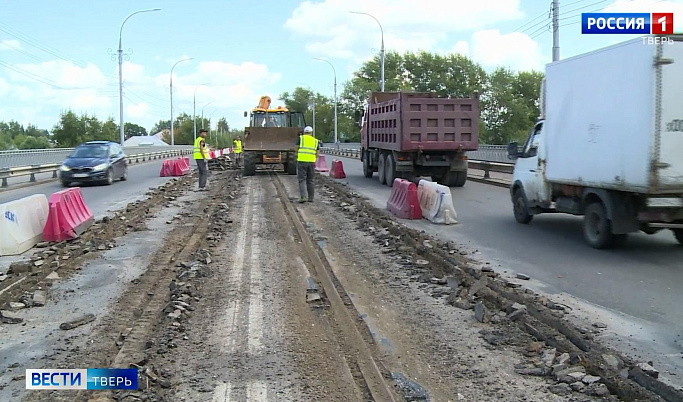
[123,134,169,147]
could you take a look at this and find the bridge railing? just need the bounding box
[319,145,515,179]
[0,146,194,188]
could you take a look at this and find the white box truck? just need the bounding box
[507,35,683,249]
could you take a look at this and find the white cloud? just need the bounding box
[452,41,470,56]
[285,0,525,60]
[0,39,21,51]
[127,102,150,119]
[468,30,545,71]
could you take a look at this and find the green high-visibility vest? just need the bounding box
[233,140,242,154]
[193,137,208,159]
[297,135,318,163]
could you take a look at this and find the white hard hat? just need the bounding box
[303,126,313,133]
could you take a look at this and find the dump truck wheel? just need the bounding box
[385,153,397,187]
[363,151,373,178]
[243,152,256,176]
[452,171,467,187]
[377,153,387,185]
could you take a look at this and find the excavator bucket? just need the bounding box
[244,127,301,152]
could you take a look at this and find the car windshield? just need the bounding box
[72,145,109,158]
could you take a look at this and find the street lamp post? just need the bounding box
[169,57,193,146]
[349,11,384,91]
[193,83,210,143]
[201,102,212,129]
[117,8,161,146]
[313,58,337,145]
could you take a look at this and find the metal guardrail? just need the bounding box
[0,145,194,169]
[319,147,515,180]
[0,148,193,188]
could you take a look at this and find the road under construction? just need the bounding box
[0,156,681,401]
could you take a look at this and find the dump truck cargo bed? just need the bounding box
[364,92,479,152]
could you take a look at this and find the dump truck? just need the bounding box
[507,35,683,248]
[242,96,306,176]
[356,91,480,187]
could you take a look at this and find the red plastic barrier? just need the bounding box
[160,160,175,177]
[386,178,422,220]
[42,187,94,242]
[329,159,346,179]
[171,158,190,176]
[314,155,329,172]
[209,151,216,159]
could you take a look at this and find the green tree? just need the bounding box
[124,122,148,139]
[53,110,87,147]
[150,120,170,135]
[19,136,51,149]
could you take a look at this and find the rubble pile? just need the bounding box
[317,176,679,402]
[0,175,195,322]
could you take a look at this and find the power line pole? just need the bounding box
[552,0,560,62]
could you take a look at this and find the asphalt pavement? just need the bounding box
[0,159,194,220]
[323,155,683,383]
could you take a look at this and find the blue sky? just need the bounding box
[0,0,682,135]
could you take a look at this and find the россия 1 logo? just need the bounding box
[582,13,674,34]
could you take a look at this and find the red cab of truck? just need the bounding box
[357,91,479,187]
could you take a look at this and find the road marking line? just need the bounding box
[212,381,232,402]
[247,380,268,401]
[247,198,263,354]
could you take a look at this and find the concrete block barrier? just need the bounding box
[417,179,458,224]
[0,194,49,256]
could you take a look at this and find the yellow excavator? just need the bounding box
[242,96,306,176]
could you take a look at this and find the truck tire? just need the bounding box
[452,171,467,187]
[377,153,387,185]
[583,202,616,249]
[363,150,373,178]
[243,152,256,176]
[673,229,683,245]
[513,188,533,224]
[286,152,297,175]
[385,153,397,187]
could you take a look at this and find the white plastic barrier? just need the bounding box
[417,179,458,224]
[0,194,49,256]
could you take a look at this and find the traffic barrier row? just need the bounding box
[417,179,458,224]
[0,187,94,255]
[315,155,329,172]
[386,179,422,220]
[160,157,192,177]
[329,160,346,179]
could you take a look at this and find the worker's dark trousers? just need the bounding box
[297,161,315,201]
[196,159,208,189]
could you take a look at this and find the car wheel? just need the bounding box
[61,180,71,188]
[105,168,114,185]
[120,166,128,181]
[673,228,683,245]
[513,188,533,224]
[583,202,616,249]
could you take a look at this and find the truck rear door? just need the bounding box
[656,36,683,192]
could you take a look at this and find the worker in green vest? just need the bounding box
[296,126,320,203]
[193,129,209,191]
[233,136,242,168]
